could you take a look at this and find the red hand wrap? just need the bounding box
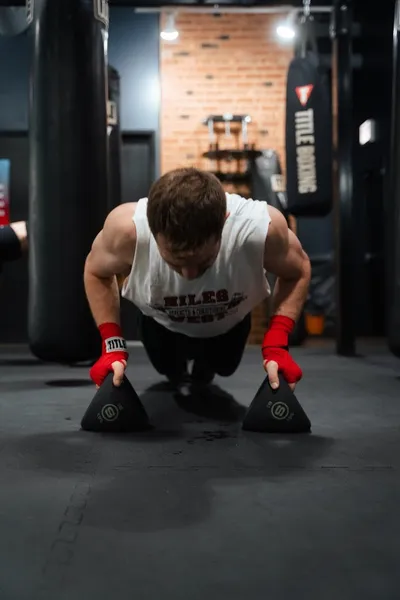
[261,315,303,384]
[89,323,128,386]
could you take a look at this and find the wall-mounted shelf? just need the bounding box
[203,113,252,141]
[202,113,257,190]
[202,148,261,161]
[203,114,252,125]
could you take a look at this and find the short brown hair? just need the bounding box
[147,167,227,251]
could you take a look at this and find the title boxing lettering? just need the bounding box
[294,108,317,195]
[105,337,127,353]
[150,289,247,324]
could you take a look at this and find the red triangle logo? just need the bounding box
[296,85,314,107]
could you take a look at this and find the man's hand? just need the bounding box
[263,357,301,392]
[95,359,127,389]
[89,322,129,388]
[262,315,303,391]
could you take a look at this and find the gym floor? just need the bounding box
[0,341,399,600]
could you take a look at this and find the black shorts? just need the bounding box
[138,313,252,378]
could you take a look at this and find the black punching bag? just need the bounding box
[107,65,122,211]
[28,0,110,363]
[387,0,400,357]
[285,18,333,217]
[250,149,290,219]
[250,150,307,347]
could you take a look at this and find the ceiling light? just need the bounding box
[276,10,297,41]
[161,12,179,42]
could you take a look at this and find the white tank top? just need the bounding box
[121,193,272,338]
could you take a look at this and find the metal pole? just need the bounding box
[331,0,356,356]
[387,0,400,357]
[135,5,333,14]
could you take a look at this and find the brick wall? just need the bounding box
[160,12,294,343]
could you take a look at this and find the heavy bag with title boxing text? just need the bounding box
[285,52,333,217]
[28,0,110,363]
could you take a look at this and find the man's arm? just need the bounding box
[84,203,137,327]
[261,206,310,389]
[263,206,311,322]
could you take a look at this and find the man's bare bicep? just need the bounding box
[264,207,306,279]
[85,231,131,279]
[85,203,137,279]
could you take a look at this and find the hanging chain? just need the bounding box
[303,0,311,18]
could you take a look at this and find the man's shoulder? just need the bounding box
[225,192,246,207]
[226,192,271,221]
[103,202,138,250]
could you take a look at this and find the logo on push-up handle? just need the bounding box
[100,404,120,422]
[270,402,290,421]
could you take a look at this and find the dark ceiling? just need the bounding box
[0,0,390,29]
[0,0,316,6]
[113,0,308,5]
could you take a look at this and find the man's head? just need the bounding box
[147,167,228,279]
